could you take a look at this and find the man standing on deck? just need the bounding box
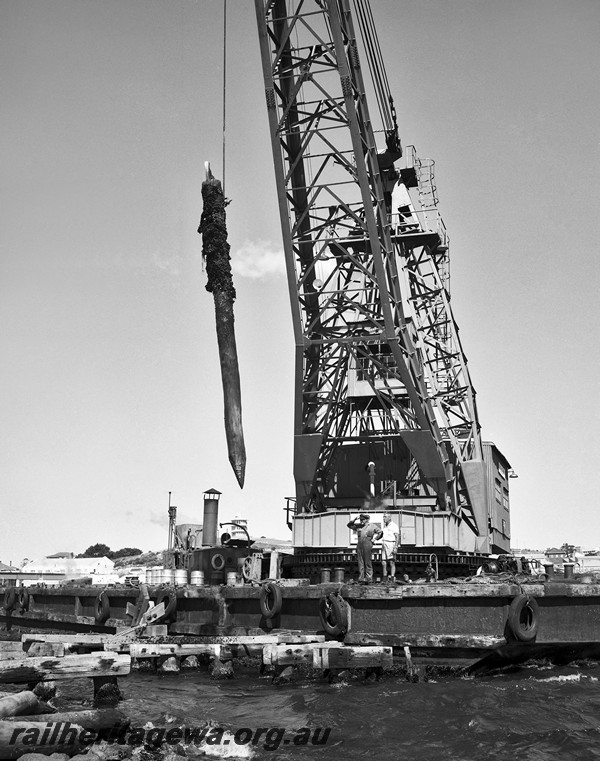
[381,512,399,583]
[347,514,383,584]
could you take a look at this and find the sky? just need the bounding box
[1,0,599,564]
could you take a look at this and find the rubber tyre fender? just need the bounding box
[155,590,177,624]
[95,590,110,624]
[319,593,348,638]
[211,553,226,571]
[259,581,282,619]
[507,594,539,642]
[4,587,17,613]
[19,587,30,613]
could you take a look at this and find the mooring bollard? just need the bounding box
[333,567,345,583]
[563,562,575,580]
[543,563,554,580]
[320,568,331,584]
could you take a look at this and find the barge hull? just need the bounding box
[3,582,600,668]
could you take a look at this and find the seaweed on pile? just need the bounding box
[198,168,246,488]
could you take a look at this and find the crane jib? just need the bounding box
[254,0,502,555]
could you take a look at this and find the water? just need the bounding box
[56,661,600,761]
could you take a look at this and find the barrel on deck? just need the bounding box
[175,569,188,586]
[190,571,205,586]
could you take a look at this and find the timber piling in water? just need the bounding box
[198,167,246,488]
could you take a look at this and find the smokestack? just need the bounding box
[202,488,221,546]
[167,492,177,551]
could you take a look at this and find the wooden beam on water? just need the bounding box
[263,642,341,667]
[0,643,24,653]
[168,622,326,640]
[26,643,67,658]
[313,646,393,670]
[163,633,325,645]
[344,632,506,649]
[263,643,393,670]
[22,634,115,646]
[0,653,131,684]
[129,643,228,659]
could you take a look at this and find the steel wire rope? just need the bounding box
[352,0,389,127]
[222,0,227,193]
[352,0,390,131]
[364,0,394,120]
[361,0,394,120]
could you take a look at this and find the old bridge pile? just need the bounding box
[0,623,401,760]
[0,637,130,759]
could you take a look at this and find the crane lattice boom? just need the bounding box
[255,0,490,549]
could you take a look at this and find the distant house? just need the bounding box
[250,536,293,553]
[545,547,569,566]
[46,552,75,559]
[512,549,546,568]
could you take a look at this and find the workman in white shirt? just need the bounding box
[381,512,399,583]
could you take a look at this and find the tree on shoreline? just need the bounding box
[77,544,142,559]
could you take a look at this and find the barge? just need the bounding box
[3,573,600,673]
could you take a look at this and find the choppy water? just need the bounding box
[54,662,600,761]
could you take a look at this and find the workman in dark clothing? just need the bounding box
[347,513,383,584]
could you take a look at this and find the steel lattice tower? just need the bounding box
[255,0,487,545]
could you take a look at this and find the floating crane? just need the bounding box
[254,0,512,575]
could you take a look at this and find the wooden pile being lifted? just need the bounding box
[198,164,246,488]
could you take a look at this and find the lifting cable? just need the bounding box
[353,0,388,126]
[222,0,227,194]
[352,0,396,134]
